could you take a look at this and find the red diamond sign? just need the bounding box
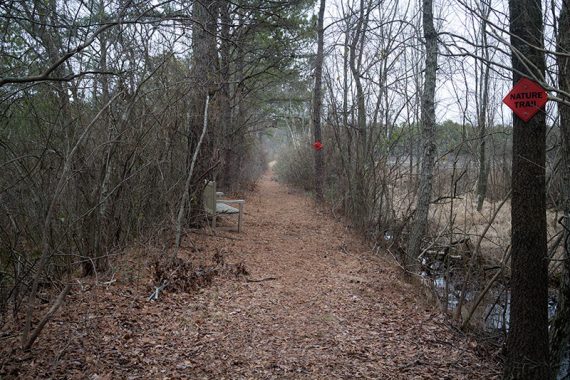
[503,77,548,122]
[312,140,323,151]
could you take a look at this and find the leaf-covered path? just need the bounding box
[2,173,501,379]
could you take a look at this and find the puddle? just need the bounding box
[386,231,569,377]
[428,268,570,379]
[422,256,558,332]
[484,289,510,331]
[430,267,570,378]
[414,234,569,378]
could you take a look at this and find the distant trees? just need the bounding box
[316,0,422,237]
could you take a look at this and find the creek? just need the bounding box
[422,254,569,379]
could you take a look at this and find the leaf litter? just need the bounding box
[1,174,501,379]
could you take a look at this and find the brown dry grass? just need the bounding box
[391,166,563,268]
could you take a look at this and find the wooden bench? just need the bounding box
[203,180,244,232]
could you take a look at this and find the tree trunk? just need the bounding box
[476,3,491,212]
[188,0,218,172]
[505,0,549,378]
[91,0,113,274]
[550,2,570,378]
[174,95,210,259]
[342,26,353,213]
[407,0,437,270]
[220,0,233,190]
[348,0,369,229]
[312,0,325,203]
[231,13,246,191]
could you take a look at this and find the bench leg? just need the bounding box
[237,204,242,233]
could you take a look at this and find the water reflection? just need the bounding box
[423,255,566,378]
[424,264,557,332]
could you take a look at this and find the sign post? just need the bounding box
[502,77,548,122]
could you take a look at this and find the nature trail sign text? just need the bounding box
[503,77,548,122]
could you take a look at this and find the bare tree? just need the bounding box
[312,0,326,203]
[475,1,492,211]
[407,0,438,270]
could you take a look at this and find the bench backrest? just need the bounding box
[203,180,216,214]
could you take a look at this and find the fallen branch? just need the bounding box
[461,209,564,329]
[189,230,243,241]
[23,283,71,351]
[461,245,511,329]
[148,281,169,301]
[246,277,279,283]
[454,189,511,322]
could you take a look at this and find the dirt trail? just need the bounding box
[1,173,501,379]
